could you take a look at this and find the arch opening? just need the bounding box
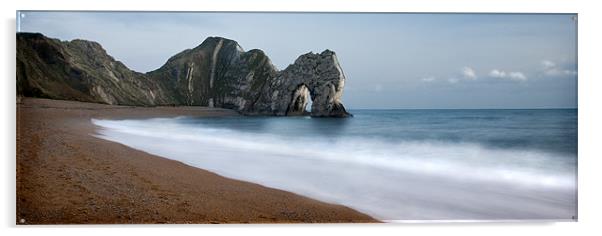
[285,84,312,116]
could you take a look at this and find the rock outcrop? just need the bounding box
[269,50,350,117]
[17,32,351,117]
[16,33,174,106]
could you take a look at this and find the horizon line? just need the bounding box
[347,107,577,110]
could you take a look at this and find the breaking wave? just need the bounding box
[92,117,577,221]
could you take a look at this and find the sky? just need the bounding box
[17,11,577,109]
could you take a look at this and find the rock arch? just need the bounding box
[271,50,351,117]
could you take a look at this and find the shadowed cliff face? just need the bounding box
[16,33,174,106]
[16,33,351,117]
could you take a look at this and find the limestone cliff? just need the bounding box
[16,33,351,117]
[269,50,350,117]
[16,33,174,106]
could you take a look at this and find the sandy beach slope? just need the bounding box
[16,98,377,224]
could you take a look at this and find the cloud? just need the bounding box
[562,70,578,76]
[448,78,459,84]
[489,69,506,78]
[461,67,477,80]
[541,60,577,77]
[440,67,477,84]
[508,72,527,81]
[421,76,436,82]
[542,60,556,69]
[489,69,527,81]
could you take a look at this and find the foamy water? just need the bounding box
[91,109,577,221]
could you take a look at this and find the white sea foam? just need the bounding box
[91,118,577,221]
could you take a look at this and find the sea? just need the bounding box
[92,109,577,222]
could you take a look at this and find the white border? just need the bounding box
[2,0,601,235]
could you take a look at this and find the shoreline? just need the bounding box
[16,98,378,224]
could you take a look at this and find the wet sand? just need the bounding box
[16,98,377,224]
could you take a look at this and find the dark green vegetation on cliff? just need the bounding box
[17,33,350,117]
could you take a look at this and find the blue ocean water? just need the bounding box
[182,109,578,155]
[92,109,577,221]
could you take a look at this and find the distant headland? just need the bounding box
[16,33,351,117]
